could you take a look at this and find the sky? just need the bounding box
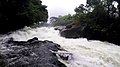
[42,0,86,19]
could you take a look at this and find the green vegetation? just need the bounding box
[0,0,48,34]
[74,0,120,44]
[51,0,120,44]
[50,14,74,26]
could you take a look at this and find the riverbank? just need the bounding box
[55,24,120,45]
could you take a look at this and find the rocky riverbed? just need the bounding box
[0,37,67,67]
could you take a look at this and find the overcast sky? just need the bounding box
[42,0,86,18]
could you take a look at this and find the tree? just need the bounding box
[112,0,120,17]
[78,0,120,44]
[74,4,87,14]
[0,0,48,34]
[50,14,74,26]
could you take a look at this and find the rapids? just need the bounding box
[1,27,120,67]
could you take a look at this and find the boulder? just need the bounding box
[59,23,93,39]
[0,37,66,67]
[60,27,81,38]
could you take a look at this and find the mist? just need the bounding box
[42,0,86,22]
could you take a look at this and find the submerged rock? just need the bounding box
[54,26,66,31]
[0,37,66,67]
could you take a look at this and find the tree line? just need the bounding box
[50,0,120,44]
[0,0,48,34]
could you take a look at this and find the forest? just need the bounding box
[50,0,120,45]
[0,0,48,34]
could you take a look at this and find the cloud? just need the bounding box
[42,0,86,17]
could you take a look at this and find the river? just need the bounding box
[0,27,120,67]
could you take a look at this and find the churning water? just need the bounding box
[1,27,120,67]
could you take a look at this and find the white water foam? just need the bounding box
[1,27,120,67]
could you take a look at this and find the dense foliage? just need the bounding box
[75,0,120,44]
[51,0,120,44]
[50,14,74,26]
[0,0,48,34]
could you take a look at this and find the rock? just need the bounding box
[27,37,38,43]
[0,37,66,67]
[54,26,66,31]
[52,51,73,61]
[59,23,120,45]
[60,27,81,38]
[59,23,93,39]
